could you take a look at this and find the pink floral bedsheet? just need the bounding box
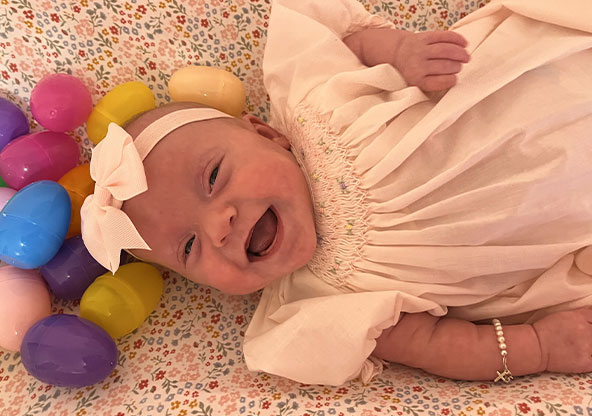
[1,0,591,415]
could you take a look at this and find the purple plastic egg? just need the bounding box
[40,235,107,300]
[0,97,29,151]
[0,131,79,190]
[20,314,117,387]
[30,74,92,132]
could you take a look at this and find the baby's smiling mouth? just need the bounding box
[246,207,278,261]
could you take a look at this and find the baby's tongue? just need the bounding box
[248,209,277,254]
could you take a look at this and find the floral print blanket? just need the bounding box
[1,0,591,415]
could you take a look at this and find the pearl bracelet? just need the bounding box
[492,318,513,383]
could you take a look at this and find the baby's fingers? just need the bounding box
[427,43,470,63]
[423,30,468,47]
[420,74,457,92]
[426,59,463,76]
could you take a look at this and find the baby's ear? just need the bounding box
[241,114,290,150]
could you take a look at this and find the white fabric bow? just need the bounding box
[80,123,151,273]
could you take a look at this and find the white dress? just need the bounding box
[243,0,592,385]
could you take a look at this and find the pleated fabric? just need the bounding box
[243,0,592,385]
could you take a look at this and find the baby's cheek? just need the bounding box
[183,269,208,286]
[247,156,299,186]
[197,257,242,293]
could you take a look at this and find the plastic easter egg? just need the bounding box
[0,97,29,151]
[0,187,16,210]
[80,263,163,339]
[0,131,79,190]
[0,175,6,187]
[169,66,246,117]
[58,163,94,237]
[86,81,155,144]
[30,74,93,132]
[40,236,107,300]
[0,267,51,352]
[20,314,117,387]
[0,181,71,269]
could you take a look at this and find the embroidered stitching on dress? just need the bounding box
[280,104,369,292]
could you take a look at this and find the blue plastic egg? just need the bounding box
[0,180,71,269]
[20,314,118,387]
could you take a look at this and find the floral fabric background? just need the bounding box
[1,0,592,415]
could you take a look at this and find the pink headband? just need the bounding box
[80,108,234,273]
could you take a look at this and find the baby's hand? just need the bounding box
[393,30,470,92]
[532,306,592,373]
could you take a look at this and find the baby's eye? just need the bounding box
[209,165,219,190]
[184,236,195,257]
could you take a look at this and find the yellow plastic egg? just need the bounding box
[169,66,246,117]
[58,163,95,238]
[86,81,155,144]
[80,263,163,339]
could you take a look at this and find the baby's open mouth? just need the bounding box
[246,207,278,260]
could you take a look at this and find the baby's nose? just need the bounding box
[205,204,237,248]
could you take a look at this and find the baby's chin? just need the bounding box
[182,264,301,295]
[198,277,271,296]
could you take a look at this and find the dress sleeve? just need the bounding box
[263,0,403,124]
[243,269,446,386]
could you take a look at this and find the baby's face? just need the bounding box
[123,112,317,294]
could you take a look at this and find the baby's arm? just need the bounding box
[373,312,545,380]
[373,306,592,380]
[343,28,470,92]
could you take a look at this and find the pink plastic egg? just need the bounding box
[0,266,51,352]
[0,187,16,210]
[0,131,79,190]
[30,74,93,132]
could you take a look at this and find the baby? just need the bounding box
[81,0,592,385]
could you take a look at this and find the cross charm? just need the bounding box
[495,368,514,383]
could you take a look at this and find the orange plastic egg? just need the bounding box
[58,164,95,237]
